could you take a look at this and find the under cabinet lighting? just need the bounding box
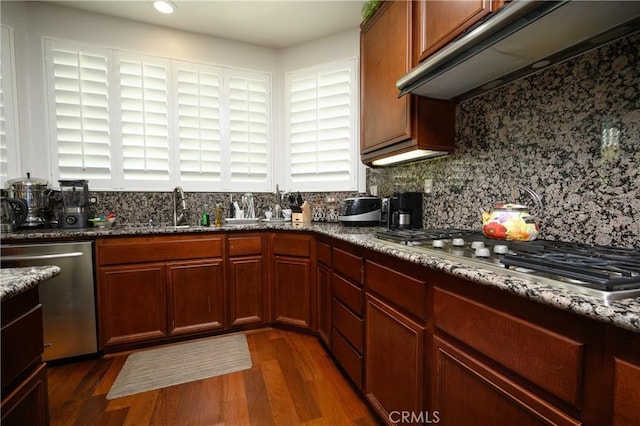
[154,0,176,14]
[371,149,449,166]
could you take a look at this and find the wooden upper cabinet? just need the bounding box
[415,0,504,63]
[360,0,456,166]
[361,0,413,153]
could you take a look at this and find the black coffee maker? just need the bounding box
[381,191,423,229]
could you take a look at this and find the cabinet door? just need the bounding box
[361,0,413,152]
[365,294,425,426]
[416,0,494,62]
[317,264,332,346]
[613,358,640,425]
[228,256,265,327]
[434,336,581,426]
[167,259,225,336]
[0,362,48,426]
[272,256,312,329]
[98,263,167,347]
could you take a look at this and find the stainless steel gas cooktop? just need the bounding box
[375,228,640,302]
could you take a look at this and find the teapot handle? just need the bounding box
[517,185,543,217]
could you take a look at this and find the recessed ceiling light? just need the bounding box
[153,0,176,14]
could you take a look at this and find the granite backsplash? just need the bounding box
[45,191,361,227]
[39,32,639,248]
[368,31,640,249]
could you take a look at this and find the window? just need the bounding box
[46,41,111,187]
[45,39,272,191]
[117,53,171,187]
[1,25,21,186]
[285,58,358,192]
[174,62,222,187]
[226,71,270,190]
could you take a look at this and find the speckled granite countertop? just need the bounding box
[0,266,61,301]
[2,222,639,333]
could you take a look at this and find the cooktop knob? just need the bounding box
[493,244,509,254]
[432,239,445,248]
[452,238,465,246]
[475,247,491,257]
[471,241,485,249]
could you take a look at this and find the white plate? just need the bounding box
[224,218,261,225]
[262,218,288,223]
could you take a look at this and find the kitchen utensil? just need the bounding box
[480,185,542,241]
[6,173,51,228]
[0,197,27,231]
[89,217,116,228]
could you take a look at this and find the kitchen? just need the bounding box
[1,0,640,425]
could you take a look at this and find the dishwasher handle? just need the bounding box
[1,252,84,261]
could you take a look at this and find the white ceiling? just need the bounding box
[50,0,365,48]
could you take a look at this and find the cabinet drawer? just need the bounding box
[317,241,332,266]
[332,299,363,353]
[272,235,311,257]
[332,327,363,390]
[365,260,426,322]
[1,305,43,391]
[97,235,223,265]
[332,273,363,315]
[333,248,362,284]
[434,287,585,407]
[228,235,262,257]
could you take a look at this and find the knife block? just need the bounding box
[292,201,312,223]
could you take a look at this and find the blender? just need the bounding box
[59,180,90,228]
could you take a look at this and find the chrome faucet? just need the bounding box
[173,186,187,226]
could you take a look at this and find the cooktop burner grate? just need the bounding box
[374,228,640,293]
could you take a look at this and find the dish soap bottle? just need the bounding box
[215,204,223,228]
[201,204,210,227]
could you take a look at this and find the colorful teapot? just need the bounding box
[480,186,543,242]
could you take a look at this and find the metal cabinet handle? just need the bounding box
[1,252,84,261]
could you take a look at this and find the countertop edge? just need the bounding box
[0,265,62,301]
[2,223,639,332]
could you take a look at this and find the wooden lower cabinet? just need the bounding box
[1,363,49,426]
[271,233,315,330]
[365,294,425,426]
[99,263,168,347]
[167,259,224,335]
[272,256,312,329]
[610,327,640,426]
[612,357,640,425]
[317,263,332,346]
[1,287,48,426]
[227,233,267,327]
[433,336,580,426]
[228,256,265,326]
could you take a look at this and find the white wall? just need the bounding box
[1,1,361,190]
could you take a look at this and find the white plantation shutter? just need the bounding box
[174,63,222,188]
[44,40,274,191]
[118,54,171,185]
[0,25,20,186]
[286,59,357,191]
[226,71,270,190]
[46,40,111,184]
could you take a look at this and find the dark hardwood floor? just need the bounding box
[47,329,379,425]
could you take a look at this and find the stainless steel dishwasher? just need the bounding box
[1,241,97,361]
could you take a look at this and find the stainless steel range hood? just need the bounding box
[397,0,640,101]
